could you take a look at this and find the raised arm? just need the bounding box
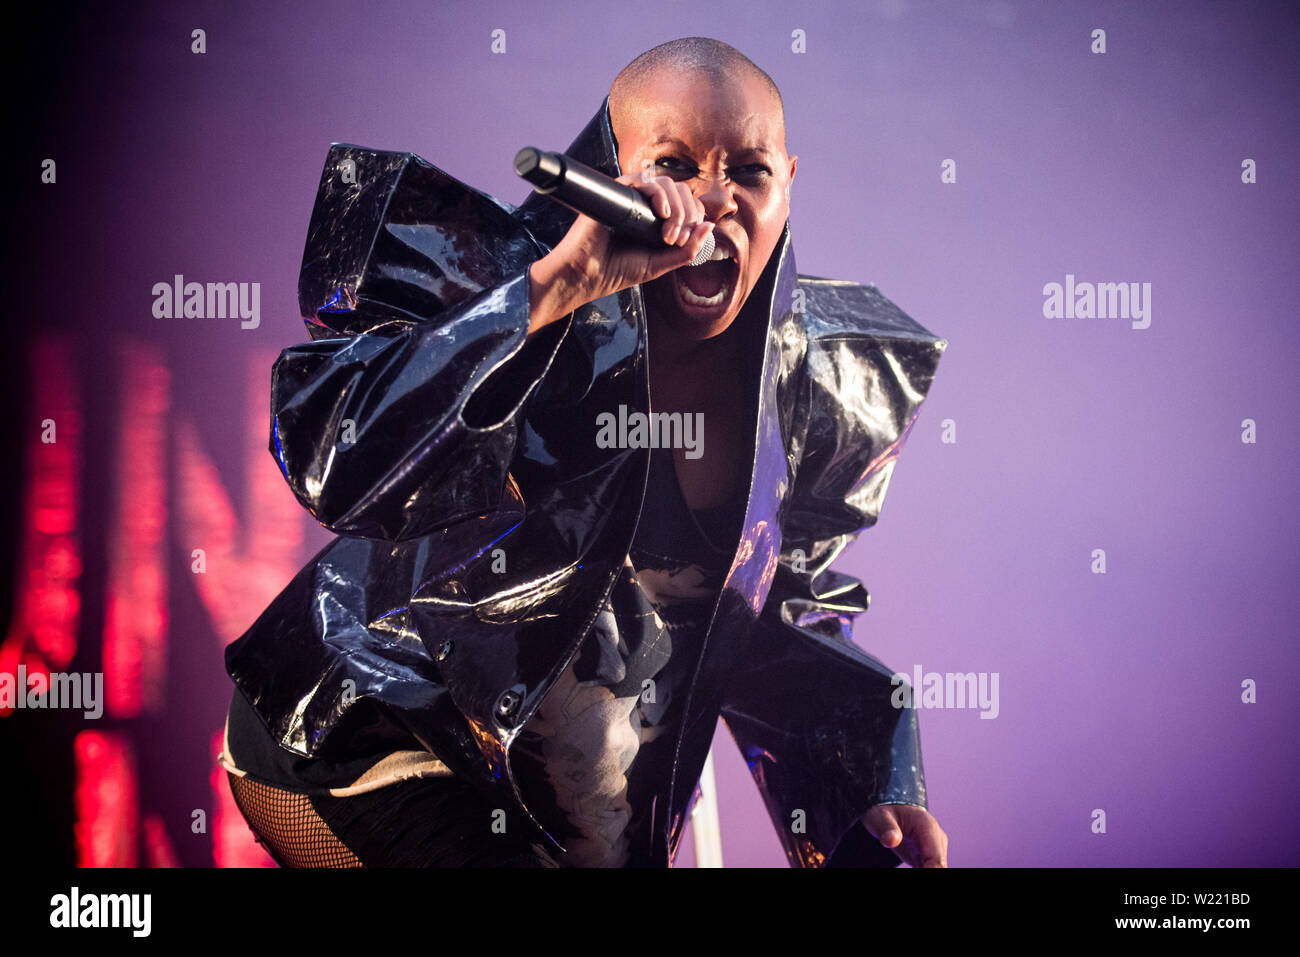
[273,143,713,541]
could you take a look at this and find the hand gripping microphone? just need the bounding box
[514,147,716,267]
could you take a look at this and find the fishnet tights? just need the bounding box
[225,770,561,868]
[227,772,363,868]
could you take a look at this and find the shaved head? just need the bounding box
[609,37,786,151]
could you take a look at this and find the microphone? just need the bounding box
[515,147,716,267]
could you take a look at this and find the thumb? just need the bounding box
[864,806,904,848]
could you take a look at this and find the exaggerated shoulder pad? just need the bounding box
[795,276,948,349]
[781,277,947,544]
[298,144,545,338]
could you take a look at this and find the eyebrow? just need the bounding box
[648,136,772,156]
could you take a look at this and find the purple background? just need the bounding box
[6,0,1298,867]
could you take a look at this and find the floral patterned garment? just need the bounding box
[509,443,745,867]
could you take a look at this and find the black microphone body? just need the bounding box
[515,147,715,265]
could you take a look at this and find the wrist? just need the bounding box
[527,253,584,334]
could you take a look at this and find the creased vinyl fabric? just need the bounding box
[224,96,948,868]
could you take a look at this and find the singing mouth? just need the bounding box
[677,235,738,308]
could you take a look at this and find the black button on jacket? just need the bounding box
[224,97,947,867]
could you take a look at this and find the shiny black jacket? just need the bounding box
[225,98,947,867]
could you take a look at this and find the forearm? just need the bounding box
[527,253,587,336]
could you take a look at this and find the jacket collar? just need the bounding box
[514,96,625,250]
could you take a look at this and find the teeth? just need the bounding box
[676,271,730,307]
[687,239,734,265]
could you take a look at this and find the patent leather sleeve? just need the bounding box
[271,143,568,541]
[721,547,923,868]
[721,285,946,867]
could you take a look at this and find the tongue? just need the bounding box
[681,260,730,298]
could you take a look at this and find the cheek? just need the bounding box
[744,191,787,243]
[735,189,787,285]
[743,216,785,282]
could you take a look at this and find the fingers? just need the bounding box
[911,813,949,868]
[645,221,713,277]
[623,172,705,246]
[665,181,704,245]
[863,804,950,868]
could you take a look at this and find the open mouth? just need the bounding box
[674,241,739,310]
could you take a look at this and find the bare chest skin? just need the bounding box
[648,344,751,511]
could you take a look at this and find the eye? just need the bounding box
[729,164,771,184]
[653,156,695,178]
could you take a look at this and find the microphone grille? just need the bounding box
[688,231,716,267]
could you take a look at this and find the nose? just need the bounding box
[692,173,738,222]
